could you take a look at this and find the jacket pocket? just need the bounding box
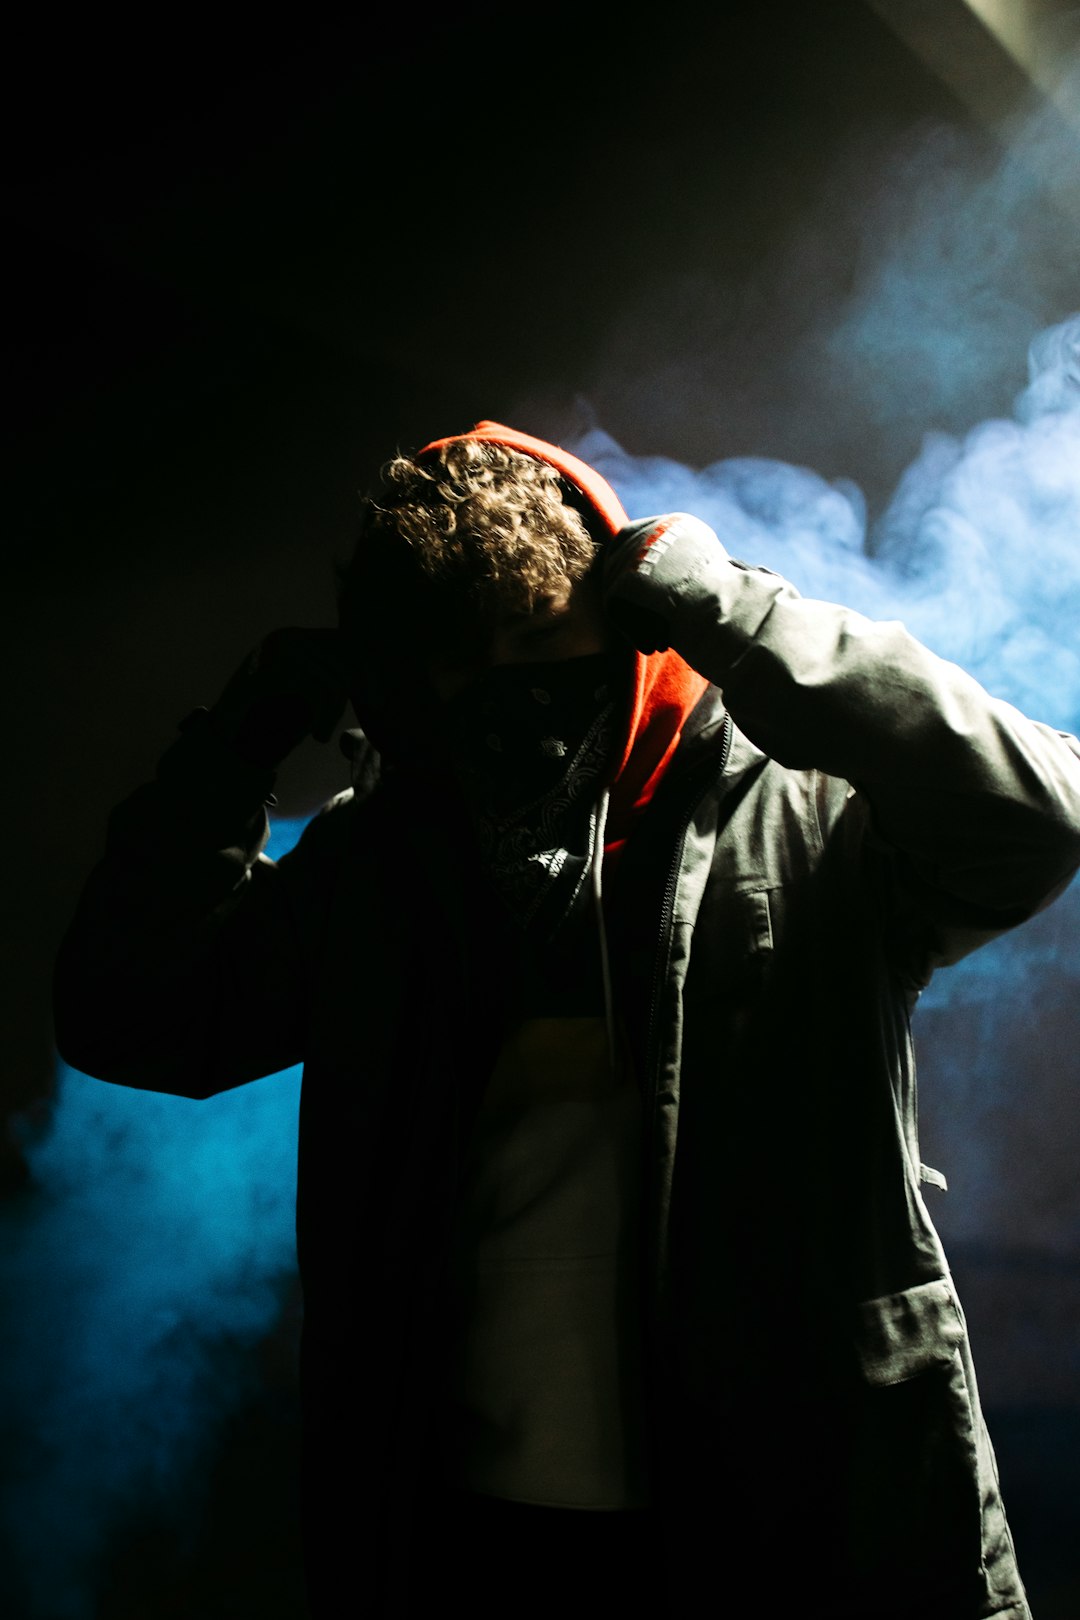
[854,1276,965,1387]
[741,886,774,954]
[843,1277,986,1596]
[709,882,776,992]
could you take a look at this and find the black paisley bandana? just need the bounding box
[442,650,624,938]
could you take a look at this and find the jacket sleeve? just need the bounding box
[671,558,1080,974]
[52,709,358,1099]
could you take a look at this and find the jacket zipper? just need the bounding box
[643,713,733,1091]
[639,712,732,1483]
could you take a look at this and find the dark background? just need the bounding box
[4,4,1079,1616]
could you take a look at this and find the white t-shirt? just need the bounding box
[442,1014,651,1510]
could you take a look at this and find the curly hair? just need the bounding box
[338,438,600,660]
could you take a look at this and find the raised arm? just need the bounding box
[52,628,356,1099]
[603,514,1080,963]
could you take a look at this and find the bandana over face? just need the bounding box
[442,649,625,939]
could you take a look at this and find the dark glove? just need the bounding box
[207,627,351,770]
[603,512,728,655]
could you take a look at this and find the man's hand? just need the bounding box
[603,512,728,655]
[207,628,351,770]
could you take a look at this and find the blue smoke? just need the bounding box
[263,813,316,862]
[0,814,310,1620]
[813,116,1076,445]
[577,311,1080,732]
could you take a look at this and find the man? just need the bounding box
[54,420,1080,1618]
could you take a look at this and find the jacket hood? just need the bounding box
[419,421,710,867]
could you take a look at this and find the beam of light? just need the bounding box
[962,0,1080,133]
[866,0,1080,238]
